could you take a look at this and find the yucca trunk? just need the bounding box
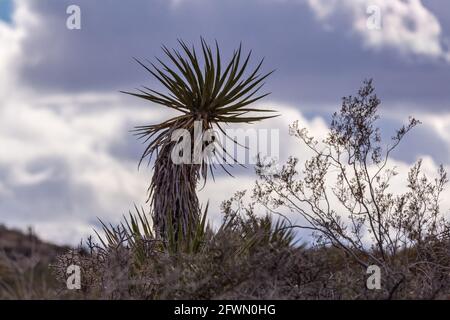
[150,142,200,240]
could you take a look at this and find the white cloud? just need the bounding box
[0,92,159,244]
[0,3,154,244]
[306,0,450,61]
[422,113,450,145]
[0,1,42,92]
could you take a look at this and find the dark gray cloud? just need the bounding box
[18,0,450,113]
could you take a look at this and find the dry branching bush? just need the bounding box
[254,80,450,299]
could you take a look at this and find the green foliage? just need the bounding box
[219,191,296,255]
[166,203,209,254]
[122,38,276,171]
[94,195,294,258]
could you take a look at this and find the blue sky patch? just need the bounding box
[0,0,13,23]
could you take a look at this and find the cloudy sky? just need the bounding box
[0,0,449,245]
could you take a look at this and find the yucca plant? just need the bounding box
[122,38,276,241]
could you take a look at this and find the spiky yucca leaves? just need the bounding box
[122,39,275,241]
[95,205,210,267]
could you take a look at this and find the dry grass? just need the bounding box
[0,225,68,299]
[50,200,450,300]
[1,216,450,300]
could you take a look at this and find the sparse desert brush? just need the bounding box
[0,227,68,299]
[53,196,301,299]
[53,79,450,300]
[50,210,379,299]
[0,252,58,299]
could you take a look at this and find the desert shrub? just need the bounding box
[54,192,446,300]
[53,197,304,299]
[253,80,450,299]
